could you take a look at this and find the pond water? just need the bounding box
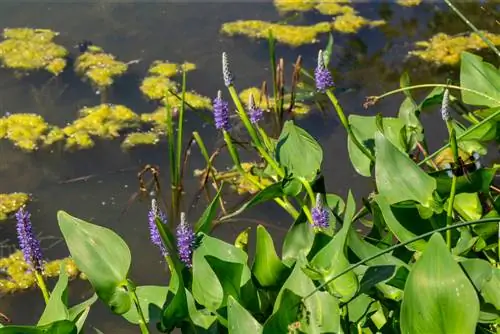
[0,2,495,332]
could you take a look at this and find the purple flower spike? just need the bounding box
[311,193,329,229]
[15,206,43,272]
[148,198,168,257]
[314,50,334,93]
[213,90,231,131]
[248,93,263,124]
[222,52,234,87]
[441,89,450,121]
[176,212,195,268]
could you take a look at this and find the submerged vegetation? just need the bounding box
[0,193,29,221]
[0,2,500,333]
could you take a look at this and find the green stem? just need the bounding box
[299,177,316,206]
[176,70,187,184]
[165,102,176,225]
[35,271,50,304]
[302,217,500,302]
[128,281,150,334]
[446,175,458,249]
[326,90,375,162]
[372,84,500,107]
[227,85,284,178]
[420,107,500,166]
[443,0,500,59]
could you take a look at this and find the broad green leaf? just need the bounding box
[459,120,497,142]
[452,228,478,256]
[263,289,301,334]
[453,193,482,221]
[122,286,168,324]
[348,115,405,177]
[0,320,77,334]
[401,233,480,334]
[38,262,69,326]
[375,131,436,207]
[358,265,397,295]
[221,182,283,221]
[205,256,244,306]
[418,86,446,112]
[228,296,263,334]
[160,258,188,332]
[374,194,427,251]
[276,120,323,180]
[474,106,500,121]
[309,192,358,302]
[57,211,131,314]
[305,291,341,333]
[192,234,250,311]
[253,225,289,287]
[282,176,302,197]
[195,186,222,234]
[234,227,250,252]
[68,294,97,333]
[432,167,497,197]
[282,211,314,266]
[461,259,500,310]
[185,289,216,329]
[460,51,500,107]
[347,294,380,328]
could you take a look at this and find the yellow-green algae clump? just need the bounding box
[121,132,160,150]
[275,0,355,16]
[396,0,422,6]
[239,87,311,116]
[0,250,80,294]
[63,104,141,150]
[0,113,53,151]
[75,45,128,90]
[409,31,500,66]
[0,28,67,75]
[0,193,29,221]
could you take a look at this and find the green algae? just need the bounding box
[409,31,500,66]
[148,60,196,78]
[0,28,67,75]
[74,45,128,91]
[0,250,80,294]
[0,113,52,151]
[0,193,29,221]
[239,87,310,116]
[274,0,354,15]
[121,132,161,150]
[140,76,178,100]
[397,0,422,6]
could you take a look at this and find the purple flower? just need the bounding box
[311,193,329,229]
[148,199,168,256]
[248,93,263,124]
[314,50,334,93]
[222,52,234,87]
[213,90,231,131]
[15,206,43,272]
[176,212,195,268]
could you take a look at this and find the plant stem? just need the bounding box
[165,102,177,225]
[302,217,500,302]
[35,271,50,304]
[128,281,150,334]
[443,0,500,59]
[176,70,187,183]
[326,90,375,162]
[299,177,316,206]
[446,175,458,249]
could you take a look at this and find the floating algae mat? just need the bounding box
[0,251,81,294]
[396,0,422,6]
[221,0,385,46]
[0,28,67,75]
[0,193,29,221]
[75,44,128,91]
[409,31,500,66]
[239,87,311,115]
[0,113,54,152]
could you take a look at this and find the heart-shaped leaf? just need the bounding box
[401,233,480,333]
[460,51,500,107]
[228,296,263,334]
[122,286,168,324]
[252,225,289,287]
[57,211,131,314]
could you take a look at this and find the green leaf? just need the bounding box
[122,286,168,324]
[348,115,405,177]
[0,320,77,334]
[195,186,222,234]
[228,296,263,334]
[185,289,217,329]
[276,120,323,180]
[323,33,334,66]
[68,294,98,333]
[401,233,480,333]
[461,259,500,311]
[453,193,483,221]
[358,265,397,295]
[460,51,500,107]
[309,192,358,302]
[262,289,301,334]
[192,234,250,311]
[282,211,314,266]
[57,211,131,314]
[282,176,302,197]
[432,167,497,197]
[375,131,436,207]
[374,194,427,251]
[252,225,289,288]
[160,259,188,332]
[234,227,250,252]
[205,256,244,306]
[37,262,69,326]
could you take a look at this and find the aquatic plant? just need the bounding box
[0,28,67,75]
[0,113,51,151]
[74,44,128,91]
[121,132,161,150]
[0,193,29,221]
[396,0,422,6]
[409,31,500,65]
[239,87,311,116]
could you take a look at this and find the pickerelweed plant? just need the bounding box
[2,25,500,334]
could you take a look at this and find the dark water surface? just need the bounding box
[0,1,494,332]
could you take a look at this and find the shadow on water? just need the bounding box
[0,1,486,331]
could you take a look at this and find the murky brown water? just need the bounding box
[0,1,497,332]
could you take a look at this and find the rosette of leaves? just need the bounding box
[0,192,29,221]
[0,28,67,75]
[74,45,128,92]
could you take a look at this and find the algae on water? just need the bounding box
[0,193,29,221]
